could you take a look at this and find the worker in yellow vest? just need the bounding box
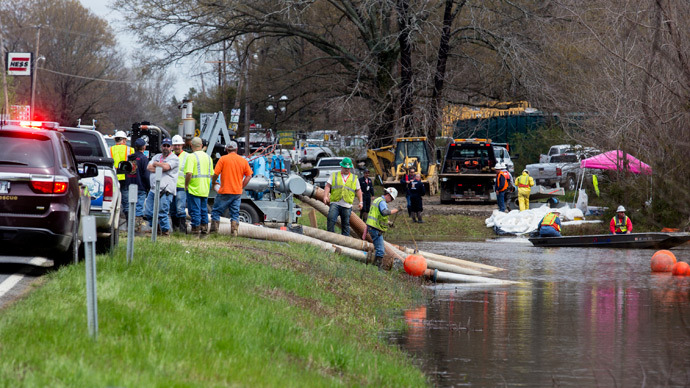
[610,205,633,234]
[515,169,535,211]
[324,157,363,236]
[366,187,399,270]
[109,130,132,217]
[184,137,214,237]
[537,209,562,237]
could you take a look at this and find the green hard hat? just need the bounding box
[339,157,354,168]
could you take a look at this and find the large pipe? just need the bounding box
[216,220,370,263]
[387,244,486,276]
[300,225,372,252]
[423,269,520,285]
[392,244,503,274]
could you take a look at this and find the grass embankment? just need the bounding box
[297,204,495,243]
[0,237,429,387]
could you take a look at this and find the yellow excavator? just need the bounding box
[366,137,439,195]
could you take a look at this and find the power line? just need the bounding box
[38,67,143,84]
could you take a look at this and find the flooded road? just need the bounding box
[389,238,690,387]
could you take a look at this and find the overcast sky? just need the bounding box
[79,0,195,99]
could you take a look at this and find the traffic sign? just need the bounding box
[7,53,32,76]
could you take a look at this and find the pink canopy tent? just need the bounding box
[580,150,652,175]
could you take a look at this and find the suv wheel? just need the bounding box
[56,218,80,266]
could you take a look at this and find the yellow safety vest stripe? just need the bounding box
[366,196,389,232]
[330,171,357,204]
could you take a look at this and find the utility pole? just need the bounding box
[243,53,251,156]
[30,25,41,121]
[0,29,10,119]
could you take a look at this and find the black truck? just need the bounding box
[438,138,516,204]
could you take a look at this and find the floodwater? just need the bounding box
[388,238,690,387]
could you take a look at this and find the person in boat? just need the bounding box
[610,205,632,234]
[537,209,562,237]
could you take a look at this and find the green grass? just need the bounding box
[0,236,429,387]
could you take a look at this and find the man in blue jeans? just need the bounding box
[323,157,363,236]
[366,187,399,270]
[210,141,253,236]
[143,138,179,235]
[125,138,150,232]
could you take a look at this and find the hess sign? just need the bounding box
[7,53,32,76]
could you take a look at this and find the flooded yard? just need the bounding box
[389,239,690,387]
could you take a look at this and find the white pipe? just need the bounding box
[425,269,520,285]
[392,244,503,273]
[300,225,372,252]
[388,245,486,276]
[217,221,370,262]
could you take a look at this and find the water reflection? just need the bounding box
[390,241,690,387]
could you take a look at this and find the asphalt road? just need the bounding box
[0,256,53,309]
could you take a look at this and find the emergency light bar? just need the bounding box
[13,120,60,130]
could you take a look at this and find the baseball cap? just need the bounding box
[225,141,238,150]
[133,138,146,147]
[191,137,203,147]
[162,138,172,146]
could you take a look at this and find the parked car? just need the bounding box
[526,148,600,191]
[493,145,516,174]
[299,143,336,164]
[311,157,347,188]
[0,121,98,264]
[59,126,121,253]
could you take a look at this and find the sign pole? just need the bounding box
[30,25,41,121]
[0,31,9,118]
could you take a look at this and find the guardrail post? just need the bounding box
[82,215,98,340]
[127,184,137,264]
[152,166,162,242]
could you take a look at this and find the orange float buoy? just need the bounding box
[671,261,690,276]
[651,250,677,272]
[404,254,427,277]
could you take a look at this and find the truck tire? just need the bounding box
[566,174,577,191]
[56,217,80,266]
[238,203,261,224]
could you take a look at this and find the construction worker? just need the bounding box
[408,173,425,223]
[171,135,189,233]
[125,138,150,232]
[366,187,399,270]
[210,141,253,237]
[324,157,363,236]
[494,163,512,212]
[515,169,535,211]
[610,205,633,234]
[537,209,562,237]
[401,167,416,217]
[184,137,214,237]
[358,169,375,221]
[109,130,132,217]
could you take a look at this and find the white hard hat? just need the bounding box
[114,130,127,139]
[384,187,398,200]
[495,163,505,170]
[172,135,185,145]
[616,205,626,213]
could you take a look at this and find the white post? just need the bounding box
[82,215,98,340]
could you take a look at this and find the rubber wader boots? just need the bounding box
[416,212,424,223]
[373,256,383,268]
[411,212,418,223]
[381,256,394,271]
[179,218,188,234]
[191,225,200,237]
[199,224,209,238]
[210,220,220,234]
[230,221,239,237]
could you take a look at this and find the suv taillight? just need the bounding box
[103,175,113,201]
[30,175,69,194]
[556,167,562,177]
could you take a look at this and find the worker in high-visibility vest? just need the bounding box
[494,163,512,212]
[109,130,132,216]
[537,209,562,237]
[324,157,363,236]
[610,205,633,234]
[184,137,214,237]
[515,169,535,211]
[366,187,399,270]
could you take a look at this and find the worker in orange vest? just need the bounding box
[610,205,633,234]
[515,169,535,211]
[538,208,562,237]
[494,163,512,212]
